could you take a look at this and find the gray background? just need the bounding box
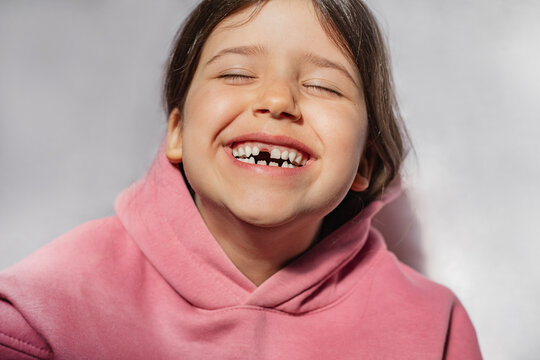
[1,1,539,358]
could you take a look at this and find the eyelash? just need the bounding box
[218,74,342,97]
[218,74,254,81]
[304,84,342,97]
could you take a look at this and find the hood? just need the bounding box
[114,139,400,314]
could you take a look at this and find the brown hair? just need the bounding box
[164,0,409,220]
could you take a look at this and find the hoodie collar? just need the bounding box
[114,139,399,313]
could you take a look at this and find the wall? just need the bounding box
[1,1,539,358]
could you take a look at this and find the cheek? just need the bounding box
[310,103,368,158]
[316,107,368,192]
[180,84,253,193]
[184,83,252,127]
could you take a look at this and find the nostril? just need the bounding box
[282,111,297,119]
[260,109,300,120]
[252,101,301,121]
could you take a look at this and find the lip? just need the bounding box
[226,132,315,158]
[223,132,315,176]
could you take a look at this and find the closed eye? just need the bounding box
[218,73,255,84]
[304,84,342,97]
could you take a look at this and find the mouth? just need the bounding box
[227,133,313,169]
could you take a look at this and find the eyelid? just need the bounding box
[217,68,255,78]
[218,73,254,79]
[302,80,343,96]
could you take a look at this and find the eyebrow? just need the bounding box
[301,52,358,87]
[205,45,267,67]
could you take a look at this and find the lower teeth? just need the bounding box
[236,156,297,168]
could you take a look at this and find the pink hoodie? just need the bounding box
[0,141,482,359]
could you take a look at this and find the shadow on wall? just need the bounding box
[373,189,424,273]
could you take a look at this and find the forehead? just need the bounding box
[199,0,358,79]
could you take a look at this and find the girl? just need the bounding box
[0,0,482,358]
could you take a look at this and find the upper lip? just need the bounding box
[226,132,315,157]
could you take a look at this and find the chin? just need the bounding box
[229,202,301,228]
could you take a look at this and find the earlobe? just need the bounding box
[166,108,183,164]
[351,173,370,192]
[350,147,375,192]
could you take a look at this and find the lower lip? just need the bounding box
[224,147,311,176]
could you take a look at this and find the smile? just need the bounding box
[232,142,309,168]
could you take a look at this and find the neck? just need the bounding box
[195,196,323,286]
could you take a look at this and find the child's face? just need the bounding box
[178,0,368,227]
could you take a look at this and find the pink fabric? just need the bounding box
[0,140,482,359]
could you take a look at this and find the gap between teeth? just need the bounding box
[232,145,308,167]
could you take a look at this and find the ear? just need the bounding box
[166,108,183,164]
[350,146,375,192]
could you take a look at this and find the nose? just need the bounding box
[252,79,301,121]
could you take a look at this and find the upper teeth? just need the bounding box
[232,142,308,167]
[289,151,297,163]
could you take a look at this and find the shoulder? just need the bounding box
[363,251,482,358]
[0,215,146,301]
[0,216,142,358]
[36,215,128,257]
[373,251,457,306]
[2,216,133,279]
